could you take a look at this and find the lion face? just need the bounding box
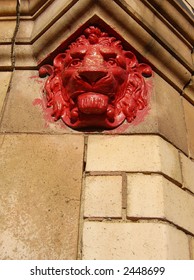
[61,44,129,126]
[39,26,152,129]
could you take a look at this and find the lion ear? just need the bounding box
[53,53,66,70]
[125,51,138,68]
[138,63,152,77]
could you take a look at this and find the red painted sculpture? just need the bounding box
[39,26,152,129]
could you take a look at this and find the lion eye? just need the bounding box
[70,59,81,66]
[107,58,117,66]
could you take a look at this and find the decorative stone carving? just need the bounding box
[39,26,152,129]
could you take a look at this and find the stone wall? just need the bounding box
[0,0,194,260]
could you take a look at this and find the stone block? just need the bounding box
[191,238,194,260]
[86,135,182,184]
[154,73,188,154]
[16,20,34,42]
[180,153,194,194]
[0,20,16,43]
[0,134,84,259]
[0,70,73,133]
[182,98,194,158]
[84,176,122,218]
[0,45,12,68]
[182,76,194,104]
[0,72,12,114]
[127,174,194,234]
[15,45,37,68]
[82,221,189,259]
[127,174,164,219]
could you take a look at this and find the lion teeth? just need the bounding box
[78,93,108,114]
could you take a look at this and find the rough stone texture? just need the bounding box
[16,20,34,42]
[182,0,194,14]
[84,176,122,218]
[154,73,188,154]
[191,238,194,260]
[183,76,194,104]
[127,174,164,219]
[0,134,84,259]
[124,0,193,69]
[0,45,12,68]
[0,72,12,114]
[127,174,194,234]
[180,153,194,194]
[0,70,73,133]
[15,45,37,68]
[82,221,190,259]
[0,20,16,42]
[182,98,194,158]
[86,135,182,184]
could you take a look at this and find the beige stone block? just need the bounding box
[0,0,17,16]
[180,153,194,193]
[20,0,47,15]
[0,70,72,133]
[127,174,194,234]
[183,98,194,158]
[86,135,182,184]
[183,76,194,104]
[0,134,84,259]
[82,222,189,259]
[16,20,34,42]
[191,238,194,260]
[84,176,122,218]
[0,20,16,42]
[0,72,12,113]
[15,45,37,68]
[0,45,12,68]
[182,0,194,13]
[155,73,188,154]
[127,174,164,219]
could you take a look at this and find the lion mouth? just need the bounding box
[77,92,109,114]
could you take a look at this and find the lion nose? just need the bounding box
[78,69,108,84]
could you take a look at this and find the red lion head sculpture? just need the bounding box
[39,26,152,129]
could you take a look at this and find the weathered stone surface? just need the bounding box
[0,134,84,259]
[127,174,164,219]
[84,176,122,218]
[183,76,194,104]
[0,45,12,68]
[154,73,188,154]
[180,153,194,194]
[191,237,194,260]
[86,135,182,184]
[15,45,37,68]
[0,70,73,133]
[182,98,194,158]
[82,221,190,259]
[127,174,194,234]
[0,72,12,114]
[0,20,16,42]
